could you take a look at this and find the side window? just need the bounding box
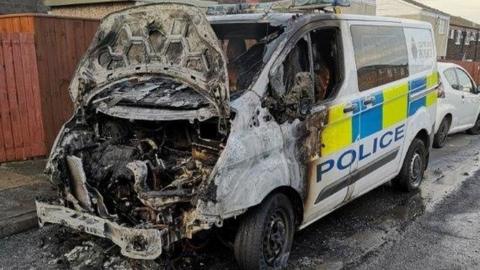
[282,37,310,92]
[443,68,458,88]
[351,25,409,91]
[311,28,343,103]
[456,68,474,93]
[266,35,313,123]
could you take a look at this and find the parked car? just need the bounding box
[433,63,480,148]
[36,2,439,269]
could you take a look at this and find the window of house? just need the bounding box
[472,32,478,42]
[455,30,462,45]
[351,25,409,91]
[465,31,471,45]
[449,29,455,39]
[438,19,446,35]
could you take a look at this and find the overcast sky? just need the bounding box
[416,0,480,24]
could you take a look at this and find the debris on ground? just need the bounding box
[64,241,106,270]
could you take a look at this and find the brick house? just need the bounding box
[0,0,47,14]
[446,16,480,61]
[43,0,217,19]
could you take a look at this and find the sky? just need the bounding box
[416,0,480,24]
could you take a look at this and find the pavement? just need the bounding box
[0,133,480,269]
[0,159,55,238]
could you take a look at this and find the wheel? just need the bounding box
[234,193,295,270]
[433,117,450,148]
[392,138,427,192]
[467,114,480,135]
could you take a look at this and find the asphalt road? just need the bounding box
[1,133,480,269]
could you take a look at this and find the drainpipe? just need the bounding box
[461,28,466,61]
[475,30,479,62]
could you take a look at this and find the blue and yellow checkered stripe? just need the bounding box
[321,72,439,156]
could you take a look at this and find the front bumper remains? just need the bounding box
[36,201,167,260]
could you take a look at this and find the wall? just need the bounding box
[446,26,480,61]
[48,2,133,19]
[47,0,215,19]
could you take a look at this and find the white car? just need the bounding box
[434,63,480,148]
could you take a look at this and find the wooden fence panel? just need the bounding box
[34,16,99,150]
[0,33,45,162]
[19,34,45,156]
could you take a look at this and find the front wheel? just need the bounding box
[467,114,480,135]
[392,138,427,192]
[234,193,295,270]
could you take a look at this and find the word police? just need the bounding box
[317,124,406,181]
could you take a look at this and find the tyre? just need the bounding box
[433,117,450,148]
[467,114,480,135]
[392,138,427,192]
[234,193,295,270]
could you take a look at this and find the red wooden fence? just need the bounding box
[0,33,45,162]
[0,14,99,163]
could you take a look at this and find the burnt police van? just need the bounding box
[36,1,439,269]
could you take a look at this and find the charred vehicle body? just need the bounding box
[37,2,440,269]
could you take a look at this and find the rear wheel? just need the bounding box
[467,114,480,135]
[433,117,450,148]
[392,138,427,192]
[234,193,295,270]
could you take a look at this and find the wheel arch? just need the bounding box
[415,128,430,150]
[264,186,304,227]
[414,128,430,169]
[444,113,452,123]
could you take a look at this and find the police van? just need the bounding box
[36,1,439,269]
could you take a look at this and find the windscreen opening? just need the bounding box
[212,23,284,96]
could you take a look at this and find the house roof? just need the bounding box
[450,15,480,29]
[43,0,217,7]
[401,0,449,17]
[401,1,479,29]
[43,0,132,6]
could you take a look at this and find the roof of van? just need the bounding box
[208,12,432,29]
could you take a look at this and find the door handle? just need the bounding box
[343,103,357,113]
[363,96,376,106]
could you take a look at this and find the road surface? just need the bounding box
[1,133,480,269]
